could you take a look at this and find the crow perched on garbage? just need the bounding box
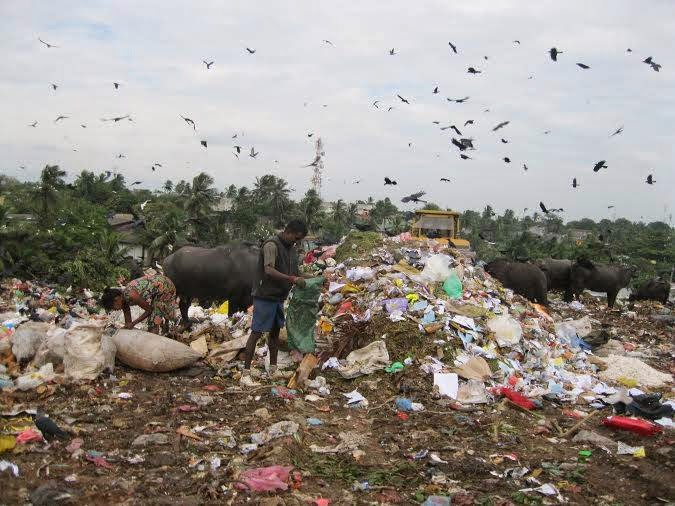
[34,410,69,441]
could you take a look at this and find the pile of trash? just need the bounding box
[1,234,673,504]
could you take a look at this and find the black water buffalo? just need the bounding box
[485,258,548,305]
[629,278,671,304]
[567,258,634,308]
[537,258,572,295]
[163,243,259,327]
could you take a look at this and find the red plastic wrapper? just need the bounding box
[602,416,663,436]
[492,386,536,410]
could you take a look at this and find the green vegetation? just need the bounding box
[1,167,672,289]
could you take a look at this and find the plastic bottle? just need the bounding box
[602,416,663,436]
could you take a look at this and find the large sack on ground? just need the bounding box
[11,322,51,362]
[63,321,114,381]
[112,329,201,372]
[32,327,68,367]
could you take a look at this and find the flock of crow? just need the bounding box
[26,35,662,214]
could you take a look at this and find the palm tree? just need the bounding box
[98,230,130,266]
[36,165,66,225]
[253,175,292,226]
[185,172,218,220]
[146,208,186,261]
[300,189,323,233]
[225,184,238,200]
[331,199,348,226]
[163,180,174,193]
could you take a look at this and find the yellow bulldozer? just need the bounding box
[410,210,471,249]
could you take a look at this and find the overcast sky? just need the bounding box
[1,0,673,223]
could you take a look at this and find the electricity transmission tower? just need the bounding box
[310,137,324,196]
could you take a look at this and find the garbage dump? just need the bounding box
[1,234,673,504]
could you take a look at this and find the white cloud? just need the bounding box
[1,0,673,222]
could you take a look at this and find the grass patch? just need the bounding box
[334,231,384,263]
[291,452,423,488]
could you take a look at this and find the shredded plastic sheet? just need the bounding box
[286,277,324,353]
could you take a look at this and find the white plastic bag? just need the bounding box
[421,254,454,283]
[487,314,523,347]
[112,329,201,372]
[11,322,51,362]
[63,321,113,381]
[32,327,68,367]
[15,363,55,391]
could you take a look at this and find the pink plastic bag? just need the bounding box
[16,428,44,444]
[238,465,293,492]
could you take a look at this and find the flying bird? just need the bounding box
[572,178,579,188]
[503,157,511,163]
[543,130,551,135]
[113,82,120,89]
[130,181,142,186]
[401,191,427,204]
[460,154,472,160]
[576,63,590,69]
[323,40,334,46]
[440,178,451,182]
[607,205,615,209]
[501,138,508,144]
[492,121,510,131]
[513,40,521,45]
[460,138,474,149]
[464,120,474,126]
[389,48,396,55]
[433,86,439,94]
[451,138,467,151]
[387,107,393,111]
[646,174,655,185]
[649,62,661,72]
[180,115,196,130]
[249,147,259,158]
[384,177,397,186]
[523,164,529,171]
[117,153,126,158]
[233,145,242,154]
[448,42,457,54]
[643,56,654,64]
[609,126,623,137]
[140,200,150,210]
[80,124,87,128]
[467,67,482,74]
[203,60,214,69]
[51,83,58,90]
[539,202,549,214]
[372,100,380,108]
[396,94,410,104]
[626,48,632,53]
[101,115,130,122]
[245,47,256,54]
[593,160,608,172]
[200,140,208,148]
[450,125,462,136]
[303,155,321,168]
[307,133,314,137]
[151,163,162,171]
[54,115,68,122]
[29,121,38,127]
[449,96,470,103]
[549,47,563,61]
[34,411,68,441]
[38,38,58,48]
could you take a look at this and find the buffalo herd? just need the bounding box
[486,257,671,308]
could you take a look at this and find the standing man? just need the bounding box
[240,219,308,386]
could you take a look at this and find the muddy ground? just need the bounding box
[1,295,674,505]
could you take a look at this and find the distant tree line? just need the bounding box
[0,166,672,289]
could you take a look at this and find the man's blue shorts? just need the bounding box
[251,297,285,332]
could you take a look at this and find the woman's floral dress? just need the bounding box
[123,274,177,331]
